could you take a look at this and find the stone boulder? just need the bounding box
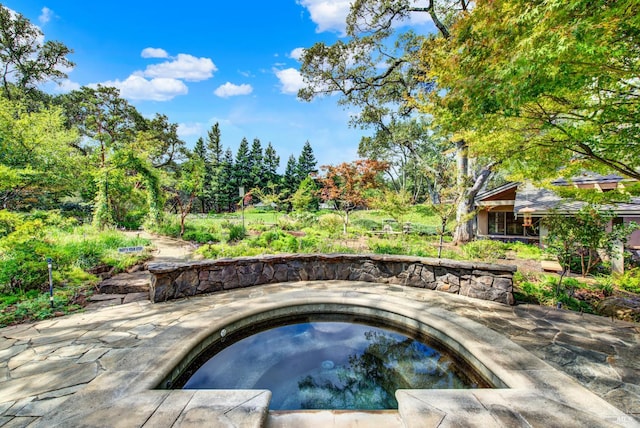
[596,296,640,323]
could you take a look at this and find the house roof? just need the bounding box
[476,182,519,201]
[476,181,640,216]
[515,182,640,216]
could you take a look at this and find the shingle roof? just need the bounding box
[514,182,640,215]
[476,181,640,216]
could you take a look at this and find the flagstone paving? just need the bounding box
[1,281,639,427]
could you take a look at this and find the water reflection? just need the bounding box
[182,321,480,410]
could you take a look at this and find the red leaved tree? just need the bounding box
[318,159,388,234]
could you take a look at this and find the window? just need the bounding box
[488,212,539,236]
[488,212,505,234]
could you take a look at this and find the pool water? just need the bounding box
[179,319,483,410]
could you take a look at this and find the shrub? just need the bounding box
[228,224,246,242]
[182,229,220,244]
[507,241,544,260]
[369,238,405,255]
[196,242,262,259]
[462,240,508,261]
[604,269,640,294]
[290,211,318,229]
[0,210,22,238]
[352,218,380,231]
[299,235,319,252]
[318,213,343,236]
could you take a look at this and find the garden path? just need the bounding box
[89,232,197,308]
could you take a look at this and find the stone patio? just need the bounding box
[1,281,639,427]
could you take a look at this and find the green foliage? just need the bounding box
[424,0,640,181]
[543,205,638,276]
[0,5,74,98]
[291,176,320,212]
[0,210,23,237]
[182,229,220,244]
[598,269,640,294]
[290,211,319,229]
[0,98,81,210]
[372,189,413,225]
[369,239,405,255]
[0,216,150,294]
[196,242,262,259]
[228,224,246,242]
[1,289,83,327]
[461,240,508,261]
[318,213,344,236]
[507,242,544,261]
[352,218,381,232]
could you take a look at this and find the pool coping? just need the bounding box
[4,281,638,427]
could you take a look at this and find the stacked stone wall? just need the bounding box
[147,254,516,305]
[148,254,516,305]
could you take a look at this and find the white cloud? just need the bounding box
[55,79,81,92]
[141,47,169,59]
[214,82,253,98]
[142,54,217,82]
[275,68,305,95]
[177,122,204,138]
[101,75,188,101]
[289,48,305,61]
[297,0,351,34]
[39,7,53,24]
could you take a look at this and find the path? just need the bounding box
[126,231,197,263]
[89,232,197,308]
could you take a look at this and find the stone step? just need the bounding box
[97,271,151,295]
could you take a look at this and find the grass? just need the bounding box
[0,213,152,327]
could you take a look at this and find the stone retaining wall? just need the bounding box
[147,254,516,305]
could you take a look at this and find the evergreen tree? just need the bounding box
[234,137,251,194]
[249,138,264,189]
[296,141,318,180]
[219,148,236,212]
[282,154,299,211]
[207,123,224,212]
[291,175,320,212]
[193,137,209,212]
[263,142,281,188]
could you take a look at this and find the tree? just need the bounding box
[544,206,638,280]
[298,0,489,244]
[0,98,79,209]
[281,155,299,210]
[423,0,640,182]
[0,5,74,100]
[291,176,320,212]
[296,141,317,180]
[59,85,143,228]
[193,137,209,212]
[372,188,413,229]
[167,150,205,237]
[207,123,224,213]
[318,160,388,234]
[250,184,286,221]
[263,142,281,188]
[359,117,453,203]
[219,148,236,212]
[137,113,184,170]
[234,138,251,194]
[249,138,264,188]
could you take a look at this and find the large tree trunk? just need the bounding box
[452,141,496,245]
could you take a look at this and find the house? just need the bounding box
[474,175,640,248]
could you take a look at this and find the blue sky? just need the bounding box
[6,1,433,168]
